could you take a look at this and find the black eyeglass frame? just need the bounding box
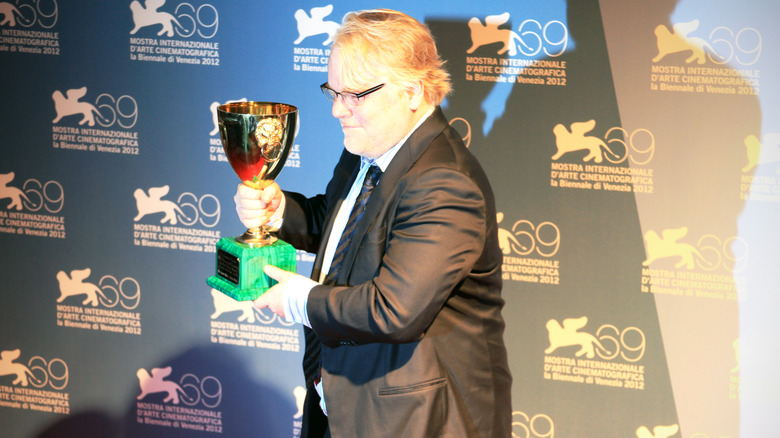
[320,82,385,105]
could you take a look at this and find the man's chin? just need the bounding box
[343,140,365,157]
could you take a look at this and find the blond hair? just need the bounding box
[332,9,452,105]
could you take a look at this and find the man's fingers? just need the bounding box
[252,281,284,318]
[264,264,289,281]
[235,185,267,210]
[253,292,270,310]
[236,182,262,199]
[236,197,267,210]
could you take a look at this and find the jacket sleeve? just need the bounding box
[278,191,327,254]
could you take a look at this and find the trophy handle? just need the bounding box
[255,114,284,163]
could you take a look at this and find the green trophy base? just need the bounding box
[207,237,297,301]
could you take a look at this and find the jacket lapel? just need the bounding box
[336,108,449,282]
[311,153,361,282]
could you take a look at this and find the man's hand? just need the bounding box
[253,264,299,318]
[234,182,283,229]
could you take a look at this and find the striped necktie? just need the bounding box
[323,164,383,285]
[303,163,382,389]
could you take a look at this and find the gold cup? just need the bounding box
[207,102,298,301]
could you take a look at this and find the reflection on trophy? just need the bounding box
[207,102,298,301]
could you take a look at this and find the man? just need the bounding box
[236,9,511,437]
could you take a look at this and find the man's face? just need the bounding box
[326,47,420,159]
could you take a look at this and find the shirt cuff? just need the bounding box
[281,274,317,327]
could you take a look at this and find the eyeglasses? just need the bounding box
[320,82,385,106]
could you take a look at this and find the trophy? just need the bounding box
[207,102,298,301]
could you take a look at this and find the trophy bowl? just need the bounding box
[207,101,298,301]
[218,101,297,246]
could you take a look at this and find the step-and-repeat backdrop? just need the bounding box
[1,1,777,437]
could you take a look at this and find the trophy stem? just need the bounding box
[237,226,277,246]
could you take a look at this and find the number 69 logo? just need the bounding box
[512,411,554,438]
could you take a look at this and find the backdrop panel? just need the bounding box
[1,1,777,437]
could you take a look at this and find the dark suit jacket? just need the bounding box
[280,107,512,437]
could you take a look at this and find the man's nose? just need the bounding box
[331,97,352,119]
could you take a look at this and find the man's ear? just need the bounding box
[408,80,425,111]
